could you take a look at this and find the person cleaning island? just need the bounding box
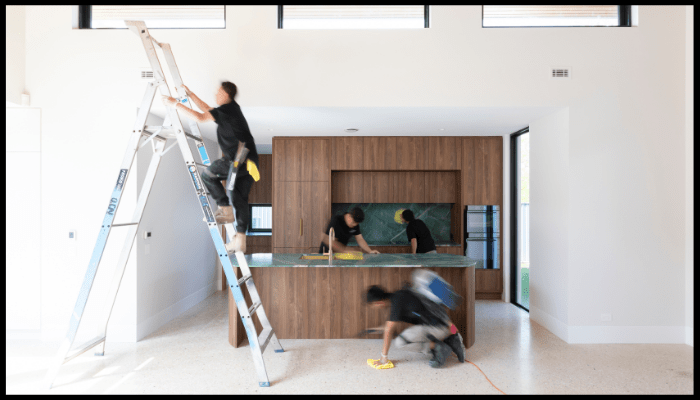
[400,209,437,254]
[365,284,465,368]
[319,207,380,255]
[162,81,260,254]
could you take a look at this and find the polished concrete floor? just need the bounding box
[5,291,693,394]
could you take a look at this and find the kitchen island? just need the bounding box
[226,253,476,350]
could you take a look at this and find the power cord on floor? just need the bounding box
[457,354,507,395]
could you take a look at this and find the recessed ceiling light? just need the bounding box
[268,129,273,131]
[344,128,359,133]
[439,128,445,131]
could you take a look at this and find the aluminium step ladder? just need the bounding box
[44,20,283,389]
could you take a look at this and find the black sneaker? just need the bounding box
[429,341,452,368]
[443,333,466,363]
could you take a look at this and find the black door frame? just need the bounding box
[510,127,529,312]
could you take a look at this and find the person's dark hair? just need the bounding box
[349,207,365,223]
[366,285,391,303]
[221,81,237,101]
[402,209,415,222]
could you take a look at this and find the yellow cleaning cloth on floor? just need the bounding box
[367,359,395,369]
[247,159,260,182]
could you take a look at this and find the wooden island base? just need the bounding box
[228,266,475,349]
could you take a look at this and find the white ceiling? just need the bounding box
[150,106,561,153]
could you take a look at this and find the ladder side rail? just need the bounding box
[234,252,284,354]
[45,82,159,389]
[157,42,210,166]
[159,47,274,387]
[93,138,168,356]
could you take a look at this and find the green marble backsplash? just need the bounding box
[331,203,453,245]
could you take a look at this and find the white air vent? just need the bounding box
[551,67,571,79]
[140,69,154,80]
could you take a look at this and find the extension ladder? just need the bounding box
[45,20,282,389]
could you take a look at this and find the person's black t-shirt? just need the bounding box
[318,214,361,253]
[405,219,436,253]
[208,100,259,166]
[388,289,430,325]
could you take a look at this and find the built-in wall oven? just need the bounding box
[464,205,500,269]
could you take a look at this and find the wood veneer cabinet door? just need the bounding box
[393,171,426,203]
[331,171,364,203]
[363,171,393,203]
[427,137,462,170]
[248,154,272,204]
[425,171,457,203]
[462,137,476,205]
[300,139,329,181]
[273,181,304,248]
[301,181,330,248]
[395,137,427,170]
[363,137,397,170]
[332,137,364,170]
[273,139,329,182]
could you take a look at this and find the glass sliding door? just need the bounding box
[510,128,530,311]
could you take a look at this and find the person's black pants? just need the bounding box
[201,157,255,233]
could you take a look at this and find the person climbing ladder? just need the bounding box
[162,81,260,253]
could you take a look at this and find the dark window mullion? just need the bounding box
[78,5,91,29]
[618,5,631,27]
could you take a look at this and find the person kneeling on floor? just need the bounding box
[365,285,466,368]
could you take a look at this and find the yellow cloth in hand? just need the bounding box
[367,359,395,369]
[247,159,260,182]
[233,161,239,168]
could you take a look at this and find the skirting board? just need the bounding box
[136,281,218,341]
[530,306,691,345]
[39,281,218,343]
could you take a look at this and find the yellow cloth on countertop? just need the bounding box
[247,159,260,182]
[367,359,395,369]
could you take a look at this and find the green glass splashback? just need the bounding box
[331,203,453,245]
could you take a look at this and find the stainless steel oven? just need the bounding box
[464,205,500,269]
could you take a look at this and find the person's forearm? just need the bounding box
[357,239,372,254]
[411,239,417,254]
[187,91,211,112]
[382,325,392,356]
[175,103,205,122]
[322,235,350,253]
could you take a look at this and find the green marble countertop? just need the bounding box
[230,253,477,268]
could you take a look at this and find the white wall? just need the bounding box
[6,108,41,336]
[22,6,690,344]
[685,6,694,347]
[528,109,570,340]
[6,5,25,104]
[135,112,219,341]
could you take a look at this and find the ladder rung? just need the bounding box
[258,328,273,354]
[195,162,209,168]
[248,302,261,316]
[184,132,204,143]
[237,274,252,286]
[110,222,138,227]
[64,336,105,364]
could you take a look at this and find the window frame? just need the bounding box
[278,5,430,29]
[248,204,272,234]
[510,126,530,313]
[482,5,632,28]
[78,5,226,29]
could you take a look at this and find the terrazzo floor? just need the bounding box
[5,291,693,394]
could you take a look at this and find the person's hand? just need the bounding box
[371,355,389,366]
[162,95,177,107]
[370,250,380,254]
